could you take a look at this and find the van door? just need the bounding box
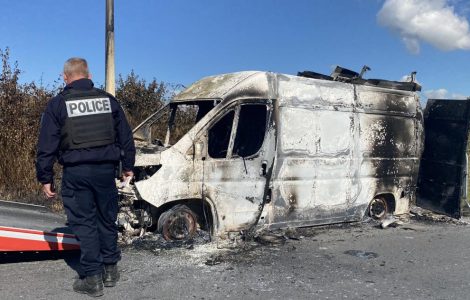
[417,99,470,218]
[202,100,275,232]
[269,106,356,228]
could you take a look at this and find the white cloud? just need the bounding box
[424,88,450,99]
[378,0,470,53]
[423,88,468,99]
[451,93,468,99]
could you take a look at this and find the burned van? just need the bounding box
[127,68,423,240]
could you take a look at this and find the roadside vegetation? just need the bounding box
[0,48,184,209]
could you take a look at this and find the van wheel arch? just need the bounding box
[152,199,215,240]
[157,204,198,241]
[368,193,395,220]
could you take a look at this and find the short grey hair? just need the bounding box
[63,57,89,77]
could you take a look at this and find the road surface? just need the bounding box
[1,216,470,299]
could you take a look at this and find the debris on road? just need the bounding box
[344,250,379,259]
[410,206,468,225]
[380,216,404,229]
[130,229,211,251]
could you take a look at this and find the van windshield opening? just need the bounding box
[133,101,216,148]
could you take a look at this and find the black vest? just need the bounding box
[60,88,116,150]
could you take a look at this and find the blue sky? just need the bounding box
[0,0,469,99]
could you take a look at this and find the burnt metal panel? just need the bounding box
[131,70,424,238]
[172,72,263,102]
[417,99,470,218]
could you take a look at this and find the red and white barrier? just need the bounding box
[0,226,79,252]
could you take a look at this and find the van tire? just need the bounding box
[158,205,198,241]
[368,196,388,220]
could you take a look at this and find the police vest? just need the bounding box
[60,88,116,150]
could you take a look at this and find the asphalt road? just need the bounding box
[1,217,470,300]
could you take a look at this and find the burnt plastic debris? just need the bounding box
[127,230,211,252]
[344,250,379,259]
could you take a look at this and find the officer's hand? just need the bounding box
[42,183,57,199]
[122,170,134,181]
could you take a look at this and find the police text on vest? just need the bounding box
[66,98,112,117]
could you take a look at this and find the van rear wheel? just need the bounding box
[158,205,198,241]
[368,197,388,220]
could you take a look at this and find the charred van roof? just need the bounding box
[173,71,263,102]
[173,67,420,103]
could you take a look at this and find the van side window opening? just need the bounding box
[196,102,214,122]
[169,105,198,145]
[208,110,235,158]
[233,104,268,157]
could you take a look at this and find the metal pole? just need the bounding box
[105,0,115,96]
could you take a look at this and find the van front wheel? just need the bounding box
[158,205,198,241]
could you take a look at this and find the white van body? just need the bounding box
[130,71,423,239]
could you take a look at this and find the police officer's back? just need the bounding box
[36,57,135,297]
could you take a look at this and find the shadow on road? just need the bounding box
[1,250,80,264]
[1,249,84,276]
[0,222,85,276]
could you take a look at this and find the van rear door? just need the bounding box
[417,99,470,218]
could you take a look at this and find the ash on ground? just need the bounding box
[117,192,467,269]
[115,208,470,271]
[126,229,212,252]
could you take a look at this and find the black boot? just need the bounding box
[103,264,120,287]
[73,274,104,297]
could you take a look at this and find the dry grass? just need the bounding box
[0,48,56,206]
[0,48,192,209]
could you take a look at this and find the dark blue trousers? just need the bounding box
[61,163,121,276]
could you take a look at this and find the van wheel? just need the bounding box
[158,205,197,241]
[368,197,388,220]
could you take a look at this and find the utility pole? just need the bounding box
[105,0,115,95]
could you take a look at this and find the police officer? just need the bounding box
[36,57,135,297]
